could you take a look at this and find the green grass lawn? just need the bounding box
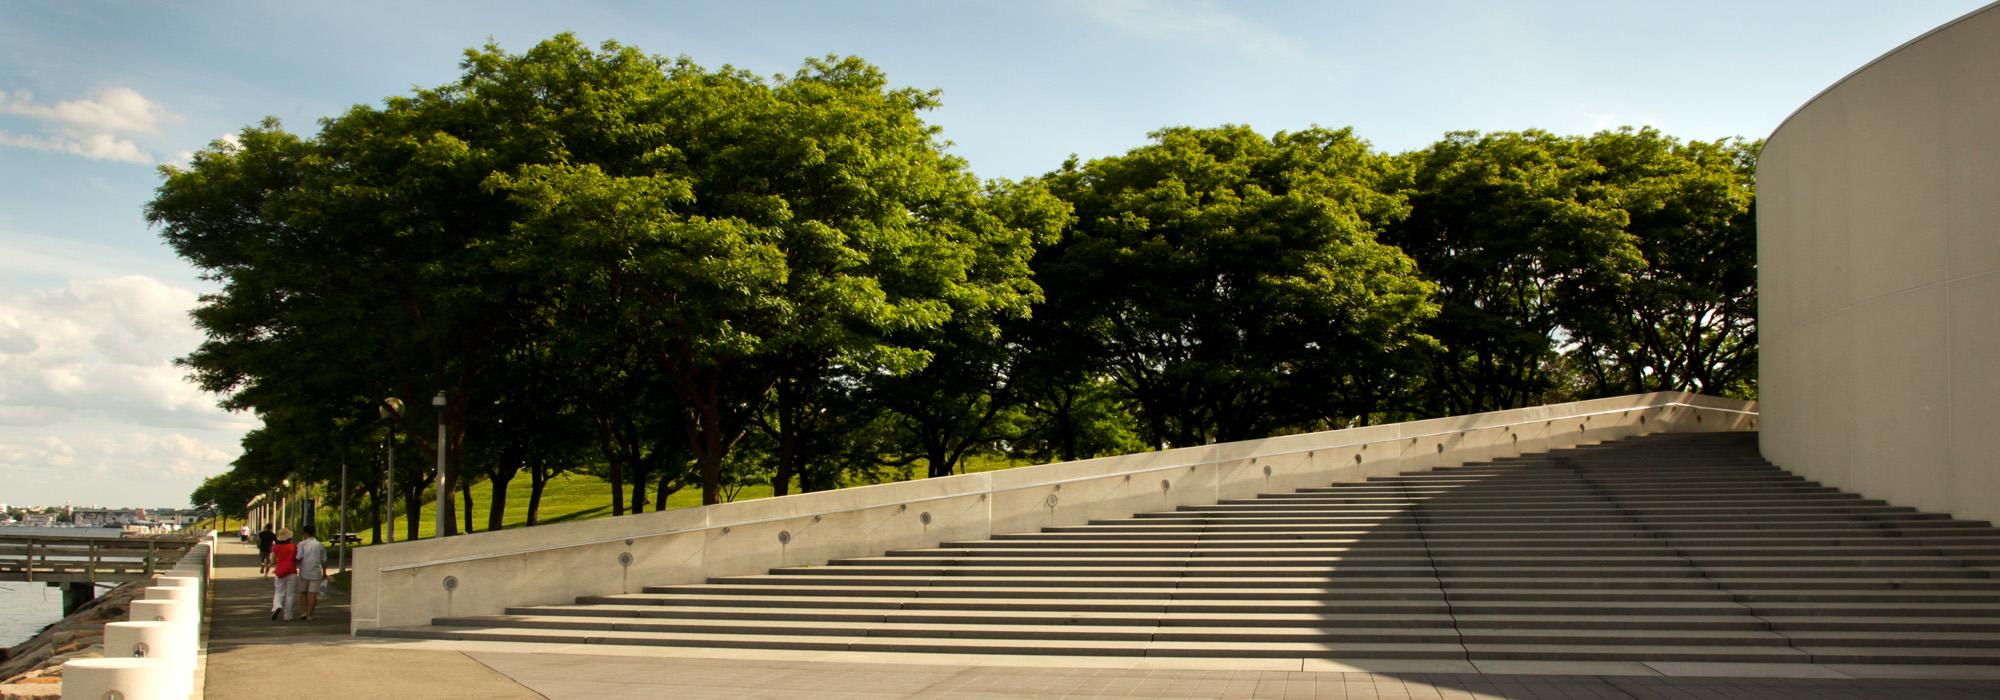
[307,453,1040,546]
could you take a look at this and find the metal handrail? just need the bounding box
[380,399,1756,573]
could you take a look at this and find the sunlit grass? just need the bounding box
[305,452,1043,546]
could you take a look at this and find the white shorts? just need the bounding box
[301,578,328,594]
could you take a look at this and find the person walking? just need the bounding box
[238,524,251,543]
[295,525,328,621]
[270,529,298,621]
[256,525,277,577]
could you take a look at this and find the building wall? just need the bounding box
[1759,2,2000,524]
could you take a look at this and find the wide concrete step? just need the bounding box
[431,613,2000,649]
[509,604,1462,628]
[731,573,2000,593]
[1118,513,1942,525]
[366,624,2000,665]
[1184,501,1897,513]
[587,593,1456,614]
[907,545,2000,558]
[435,614,1472,644]
[512,603,2000,636]
[1249,492,1853,504]
[810,557,2000,574]
[1458,643,1809,663]
[367,625,1472,658]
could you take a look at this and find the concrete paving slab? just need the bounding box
[204,644,543,700]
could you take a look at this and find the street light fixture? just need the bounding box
[380,397,402,544]
[433,390,447,538]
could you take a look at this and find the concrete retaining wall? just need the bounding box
[351,391,1756,632]
[1758,2,2000,527]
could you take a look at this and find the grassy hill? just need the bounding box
[292,454,1038,545]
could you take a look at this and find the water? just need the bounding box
[0,527,128,648]
[0,583,64,649]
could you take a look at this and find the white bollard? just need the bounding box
[103,621,193,699]
[129,598,195,626]
[143,586,198,606]
[155,575,202,598]
[63,657,176,700]
[129,598,199,651]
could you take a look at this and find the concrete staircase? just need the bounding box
[369,431,2000,665]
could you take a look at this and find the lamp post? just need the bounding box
[380,397,402,544]
[433,390,447,538]
[337,457,347,573]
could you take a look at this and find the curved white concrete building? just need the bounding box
[1759,2,2000,523]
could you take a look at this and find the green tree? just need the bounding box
[1037,125,1438,446]
[1564,129,1759,398]
[496,48,1055,502]
[1384,130,1642,414]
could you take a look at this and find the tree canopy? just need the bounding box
[151,34,1760,537]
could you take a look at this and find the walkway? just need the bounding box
[199,539,2000,699]
[202,539,539,700]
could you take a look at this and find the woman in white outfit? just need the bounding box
[270,529,298,620]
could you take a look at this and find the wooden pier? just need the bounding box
[0,532,201,613]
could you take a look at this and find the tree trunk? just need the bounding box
[369,493,382,545]
[655,470,679,512]
[403,486,423,541]
[774,378,796,497]
[459,478,475,534]
[486,466,513,532]
[591,413,627,516]
[629,459,649,514]
[526,459,548,527]
[695,401,724,505]
[927,442,952,479]
[688,371,728,506]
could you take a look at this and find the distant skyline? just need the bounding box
[0,0,1990,507]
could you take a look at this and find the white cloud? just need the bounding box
[0,130,154,165]
[0,276,252,430]
[93,432,232,479]
[0,436,74,467]
[0,276,249,506]
[1084,0,1306,59]
[0,87,172,134]
[0,86,176,165]
[0,430,237,504]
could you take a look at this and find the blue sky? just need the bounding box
[0,0,1988,508]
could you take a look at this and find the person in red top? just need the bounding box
[270,529,298,621]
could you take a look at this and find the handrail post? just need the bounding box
[24,538,34,583]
